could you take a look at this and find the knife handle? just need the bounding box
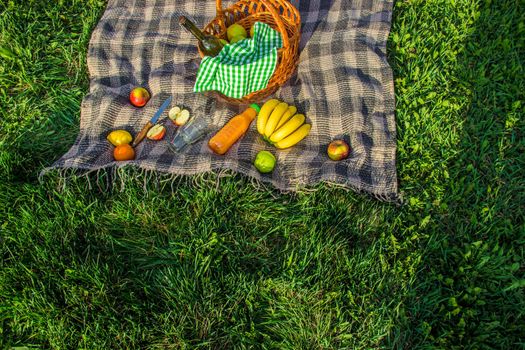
[132,121,153,147]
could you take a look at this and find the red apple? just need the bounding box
[327,140,350,161]
[129,87,150,107]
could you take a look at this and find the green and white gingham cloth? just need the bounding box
[194,22,283,98]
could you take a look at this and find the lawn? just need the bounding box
[0,0,523,348]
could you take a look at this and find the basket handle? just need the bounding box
[216,0,224,17]
[215,0,290,49]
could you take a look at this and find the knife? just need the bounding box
[132,96,172,147]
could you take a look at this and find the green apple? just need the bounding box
[227,23,247,41]
[230,35,246,44]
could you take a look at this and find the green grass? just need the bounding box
[0,0,523,348]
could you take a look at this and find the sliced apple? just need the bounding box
[175,109,190,126]
[168,106,181,122]
[168,106,190,126]
[147,124,166,140]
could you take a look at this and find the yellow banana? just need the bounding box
[275,123,311,149]
[275,105,297,130]
[256,99,280,135]
[269,114,305,143]
[264,102,289,137]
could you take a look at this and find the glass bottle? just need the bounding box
[179,16,224,57]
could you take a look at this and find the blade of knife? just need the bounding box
[132,96,172,147]
[150,96,172,124]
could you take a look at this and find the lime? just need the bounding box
[254,151,276,173]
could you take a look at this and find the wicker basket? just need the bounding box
[198,0,301,104]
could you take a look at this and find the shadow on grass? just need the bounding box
[385,0,524,347]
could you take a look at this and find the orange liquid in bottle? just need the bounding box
[208,104,260,155]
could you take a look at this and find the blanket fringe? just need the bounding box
[38,165,403,205]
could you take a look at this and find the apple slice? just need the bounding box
[168,106,191,126]
[168,106,181,122]
[175,109,190,126]
[147,124,166,140]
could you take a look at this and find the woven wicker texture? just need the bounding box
[199,0,301,104]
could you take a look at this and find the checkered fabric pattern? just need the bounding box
[195,22,283,98]
[43,0,399,201]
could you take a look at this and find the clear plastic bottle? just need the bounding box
[208,104,260,155]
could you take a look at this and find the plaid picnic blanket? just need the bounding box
[195,22,283,98]
[44,0,399,201]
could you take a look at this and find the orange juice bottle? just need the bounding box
[208,104,260,155]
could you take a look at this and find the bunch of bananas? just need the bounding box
[256,99,311,149]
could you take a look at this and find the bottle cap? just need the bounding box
[249,103,260,114]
